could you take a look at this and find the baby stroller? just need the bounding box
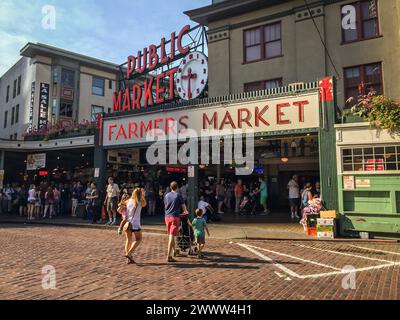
[177,213,196,256]
[239,195,257,215]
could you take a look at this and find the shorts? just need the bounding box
[260,196,267,205]
[165,216,180,236]
[106,197,117,212]
[195,236,205,245]
[217,195,225,202]
[289,198,300,207]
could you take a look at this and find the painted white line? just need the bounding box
[349,245,400,256]
[295,244,395,264]
[237,243,400,280]
[244,243,341,271]
[237,243,300,279]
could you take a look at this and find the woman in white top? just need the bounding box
[27,185,36,220]
[122,188,146,264]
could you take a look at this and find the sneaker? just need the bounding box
[291,214,295,219]
[110,221,116,226]
[295,214,301,219]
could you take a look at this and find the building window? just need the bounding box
[10,135,13,140]
[109,79,113,90]
[342,0,379,43]
[244,22,282,63]
[61,69,75,87]
[60,101,73,118]
[244,78,283,92]
[17,75,21,95]
[344,62,382,108]
[342,145,400,172]
[13,79,17,98]
[4,111,8,128]
[15,105,19,124]
[14,133,17,140]
[92,77,105,96]
[91,105,104,122]
[11,107,15,125]
[6,85,9,103]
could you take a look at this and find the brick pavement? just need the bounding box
[0,224,399,300]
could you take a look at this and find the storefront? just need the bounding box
[336,122,400,237]
[92,24,338,220]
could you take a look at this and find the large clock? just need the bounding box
[175,51,208,101]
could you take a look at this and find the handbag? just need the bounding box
[122,206,138,232]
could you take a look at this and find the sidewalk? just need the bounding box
[1,214,398,242]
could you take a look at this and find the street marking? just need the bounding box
[349,245,400,256]
[274,271,292,281]
[295,244,394,263]
[237,243,299,278]
[237,242,400,280]
[244,243,341,271]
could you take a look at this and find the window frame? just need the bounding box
[244,78,283,92]
[91,105,104,122]
[13,79,17,98]
[92,76,105,96]
[343,62,383,108]
[11,106,15,125]
[60,101,74,118]
[15,104,19,124]
[17,75,21,96]
[6,85,9,103]
[341,145,400,174]
[243,21,283,64]
[4,110,8,128]
[341,0,381,44]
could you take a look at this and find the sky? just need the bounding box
[0,0,210,76]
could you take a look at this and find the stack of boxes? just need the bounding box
[317,211,337,239]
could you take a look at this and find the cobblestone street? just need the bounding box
[0,225,399,300]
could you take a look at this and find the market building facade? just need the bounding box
[0,43,119,186]
[183,0,400,236]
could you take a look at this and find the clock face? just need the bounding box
[175,51,208,101]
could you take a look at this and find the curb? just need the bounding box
[1,220,399,243]
[0,220,167,235]
[242,236,400,243]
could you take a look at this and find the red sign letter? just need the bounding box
[177,25,190,55]
[156,73,165,104]
[143,77,154,107]
[277,103,291,125]
[113,91,122,112]
[255,106,270,127]
[293,100,309,123]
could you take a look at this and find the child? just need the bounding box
[117,193,130,235]
[192,208,210,259]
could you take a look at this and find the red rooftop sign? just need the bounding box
[113,25,208,113]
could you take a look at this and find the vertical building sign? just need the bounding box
[38,83,50,129]
[28,82,35,132]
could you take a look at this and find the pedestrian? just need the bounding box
[234,179,244,213]
[198,195,214,222]
[301,183,314,209]
[53,186,61,216]
[216,180,226,214]
[18,186,28,217]
[164,181,188,263]
[4,184,14,214]
[104,177,120,226]
[291,140,297,157]
[191,208,210,259]
[43,187,55,219]
[87,182,101,224]
[71,187,78,217]
[258,176,270,215]
[287,175,301,219]
[121,188,147,264]
[315,181,321,198]
[27,184,36,220]
[117,193,131,235]
[34,187,41,219]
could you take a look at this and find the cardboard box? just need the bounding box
[317,231,335,239]
[317,218,335,226]
[317,225,336,233]
[320,211,337,219]
[307,227,317,237]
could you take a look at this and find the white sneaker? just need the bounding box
[295,214,301,219]
[291,214,295,219]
